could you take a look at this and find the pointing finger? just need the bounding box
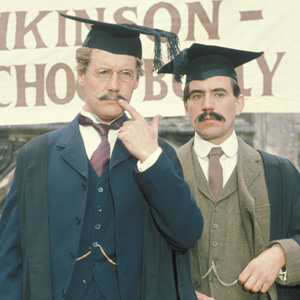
[118,99,143,121]
[151,115,161,135]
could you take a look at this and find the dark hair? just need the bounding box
[183,77,241,101]
[75,46,145,79]
[231,78,241,97]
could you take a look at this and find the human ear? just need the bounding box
[77,70,85,86]
[235,94,244,116]
[184,101,189,116]
[134,78,139,90]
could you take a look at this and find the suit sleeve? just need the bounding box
[134,141,203,252]
[0,178,22,300]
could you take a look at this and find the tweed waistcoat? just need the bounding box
[192,162,258,300]
[66,163,120,300]
[178,137,276,300]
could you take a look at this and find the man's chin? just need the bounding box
[92,106,121,118]
[196,127,221,139]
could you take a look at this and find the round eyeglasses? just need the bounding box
[87,68,135,82]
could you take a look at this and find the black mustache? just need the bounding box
[197,111,226,122]
[97,92,126,101]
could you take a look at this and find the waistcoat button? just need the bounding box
[95,224,101,230]
[75,216,81,224]
[213,223,219,229]
[212,241,218,247]
[62,289,66,297]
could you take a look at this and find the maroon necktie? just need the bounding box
[79,114,125,177]
[208,147,224,200]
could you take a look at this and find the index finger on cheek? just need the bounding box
[118,100,143,121]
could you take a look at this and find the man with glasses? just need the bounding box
[0,14,203,300]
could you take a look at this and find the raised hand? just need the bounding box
[118,99,161,162]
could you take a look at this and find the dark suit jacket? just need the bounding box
[0,115,203,300]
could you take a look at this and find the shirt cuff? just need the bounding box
[137,147,162,172]
[278,268,287,281]
[272,244,287,281]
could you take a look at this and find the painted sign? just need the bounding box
[0,0,299,125]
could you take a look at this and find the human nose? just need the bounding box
[202,94,215,111]
[107,71,120,92]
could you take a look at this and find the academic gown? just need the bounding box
[259,150,300,299]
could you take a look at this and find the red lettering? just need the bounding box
[0,66,11,107]
[114,7,137,24]
[257,53,285,96]
[0,12,10,50]
[14,11,50,49]
[15,64,46,107]
[143,59,168,101]
[236,66,252,96]
[186,1,222,41]
[144,3,180,41]
[46,63,75,105]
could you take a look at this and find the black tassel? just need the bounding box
[173,48,188,83]
[152,31,180,72]
[152,33,163,72]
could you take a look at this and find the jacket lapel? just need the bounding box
[237,138,271,256]
[237,138,277,300]
[110,138,132,171]
[178,138,214,201]
[109,114,132,170]
[56,115,89,179]
[192,148,214,201]
[237,138,261,191]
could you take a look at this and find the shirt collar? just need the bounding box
[194,131,238,158]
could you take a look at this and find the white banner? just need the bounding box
[0,0,299,125]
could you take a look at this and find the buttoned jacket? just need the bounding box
[0,115,203,300]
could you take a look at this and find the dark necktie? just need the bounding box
[78,114,125,177]
[208,147,224,200]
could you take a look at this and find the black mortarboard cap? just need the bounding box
[158,43,263,83]
[60,13,180,71]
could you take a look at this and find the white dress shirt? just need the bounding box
[193,131,238,186]
[79,109,161,172]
